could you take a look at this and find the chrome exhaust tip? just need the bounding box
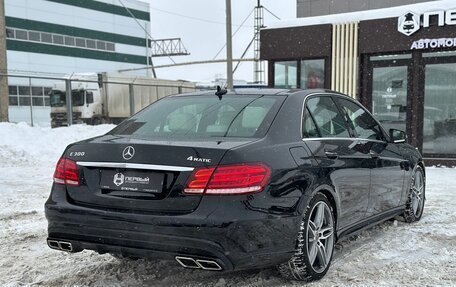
[47,240,73,252]
[196,259,223,271]
[175,256,201,269]
[47,240,60,250]
[58,241,73,252]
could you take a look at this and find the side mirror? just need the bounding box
[389,128,407,143]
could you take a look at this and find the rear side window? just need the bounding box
[304,96,350,138]
[110,95,283,138]
[336,98,386,141]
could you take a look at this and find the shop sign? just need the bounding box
[398,9,456,36]
[410,38,456,50]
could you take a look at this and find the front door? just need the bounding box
[302,95,372,230]
[334,97,406,217]
[369,60,412,138]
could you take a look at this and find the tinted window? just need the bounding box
[306,96,350,138]
[337,98,385,141]
[109,95,282,139]
[302,107,319,138]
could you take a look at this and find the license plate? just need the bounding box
[100,170,164,193]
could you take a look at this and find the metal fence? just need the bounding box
[4,72,196,127]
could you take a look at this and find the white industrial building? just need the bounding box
[5,0,152,125]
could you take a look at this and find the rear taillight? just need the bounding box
[184,162,271,195]
[53,157,80,186]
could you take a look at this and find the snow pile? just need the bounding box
[0,123,455,286]
[0,122,115,167]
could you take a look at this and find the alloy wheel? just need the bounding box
[411,170,425,217]
[306,201,335,273]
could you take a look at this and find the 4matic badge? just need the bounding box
[187,156,211,163]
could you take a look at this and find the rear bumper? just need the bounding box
[45,185,300,271]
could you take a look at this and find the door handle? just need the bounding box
[369,151,380,159]
[325,151,339,159]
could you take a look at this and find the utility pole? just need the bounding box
[225,0,233,90]
[0,0,9,122]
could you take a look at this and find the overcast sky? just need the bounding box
[147,0,296,83]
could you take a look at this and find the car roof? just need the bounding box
[171,88,352,98]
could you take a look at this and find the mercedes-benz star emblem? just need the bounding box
[122,146,135,160]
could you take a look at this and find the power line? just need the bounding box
[212,8,254,60]
[233,32,256,74]
[150,6,254,28]
[264,6,281,20]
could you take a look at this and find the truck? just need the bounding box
[49,73,196,127]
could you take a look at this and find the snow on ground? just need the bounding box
[0,122,455,287]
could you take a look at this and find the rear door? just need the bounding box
[334,97,405,217]
[302,95,374,229]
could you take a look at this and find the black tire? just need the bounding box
[403,165,425,223]
[277,193,336,282]
[92,117,101,125]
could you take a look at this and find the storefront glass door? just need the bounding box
[423,62,456,156]
[371,64,410,134]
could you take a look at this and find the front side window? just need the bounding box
[305,96,350,138]
[337,98,385,141]
[50,90,65,107]
[110,95,283,139]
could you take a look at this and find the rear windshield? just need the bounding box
[109,95,283,138]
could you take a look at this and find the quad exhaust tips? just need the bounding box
[47,239,73,252]
[175,256,222,271]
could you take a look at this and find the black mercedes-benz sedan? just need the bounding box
[45,89,425,282]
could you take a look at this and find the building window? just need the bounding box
[53,34,64,45]
[9,96,18,106]
[65,36,75,46]
[6,28,14,38]
[96,40,106,50]
[274,61,297,88]
[19,96,30,106]
[301,59,325,89]
[18,86,29,95]
[423,62,456,156]
[106,42,115,51]
[75,38,86,48]
[15,29,28,40]
[41,33,52,43]
[6,27,116,52]
[8,85,18,95]
[28,31,41,42]
[86,39,96,49]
